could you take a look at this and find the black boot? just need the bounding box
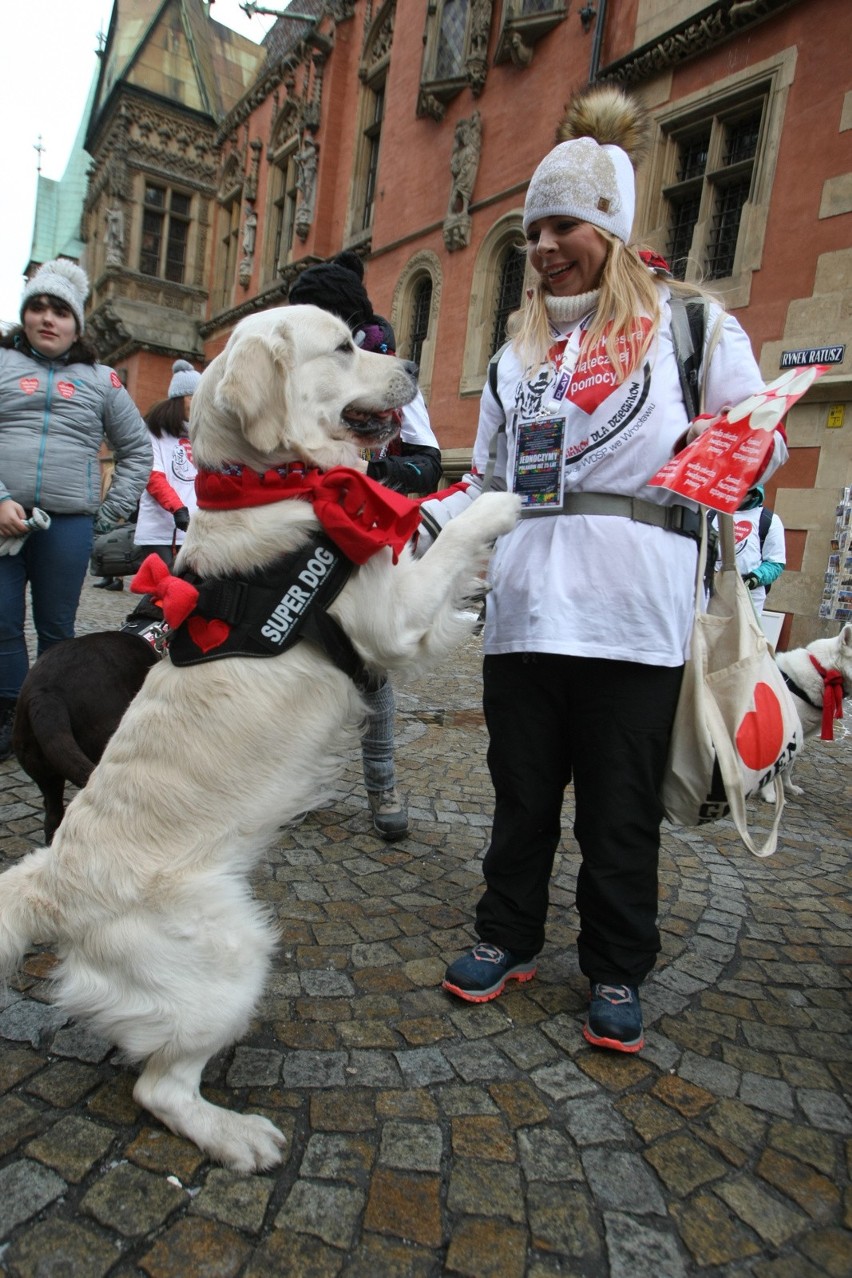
[0,698,17,763]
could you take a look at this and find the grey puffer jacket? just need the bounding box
[0,343,151,520]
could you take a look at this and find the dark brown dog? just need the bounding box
[12,631,158,842]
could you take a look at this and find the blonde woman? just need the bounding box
[441,87,788,1052]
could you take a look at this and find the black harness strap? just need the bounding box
[167,533,376,690]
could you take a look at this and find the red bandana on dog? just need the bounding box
[195,464,420,566]
[809,655,845,740]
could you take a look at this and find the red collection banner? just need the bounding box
[649,366,828,513]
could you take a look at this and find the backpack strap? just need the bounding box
[668,293,708,421]
[758,505,773,551]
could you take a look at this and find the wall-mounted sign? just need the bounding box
[780,344,845,368]
[827,404,845,428]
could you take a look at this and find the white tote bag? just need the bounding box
[662,512,803,857]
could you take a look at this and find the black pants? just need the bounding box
[475,653,683,986]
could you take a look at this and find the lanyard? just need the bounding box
[540,314,592,414]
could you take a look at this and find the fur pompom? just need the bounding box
[556,85,649,168]
[40,258,90,298]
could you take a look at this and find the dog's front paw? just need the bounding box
[456,491,521,546]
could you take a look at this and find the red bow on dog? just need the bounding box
[195,465,421,565]
[130,555,199,628]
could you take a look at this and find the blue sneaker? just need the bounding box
[442,942,538,1003]
[583,983,644,1053]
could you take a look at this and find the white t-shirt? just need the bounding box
[474,294,786,667]
[728,506,786,614]
[134,430,198,547]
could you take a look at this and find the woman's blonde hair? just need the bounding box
[508,230,723,382]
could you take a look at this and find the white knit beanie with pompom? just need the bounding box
[523,86,649,243]
[20,258,90,333]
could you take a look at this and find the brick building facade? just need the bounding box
[29,0,852,646]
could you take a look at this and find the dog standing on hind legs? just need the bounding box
[0,304,521,1172]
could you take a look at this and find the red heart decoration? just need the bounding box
[735,681,784,772]
[19,377,38,394]
[56,380,75,399]
[187,616,230,654]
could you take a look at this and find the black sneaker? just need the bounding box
[442,942,537,1003]
[583,983,644,1053]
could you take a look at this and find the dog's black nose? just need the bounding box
[402,359,419,378]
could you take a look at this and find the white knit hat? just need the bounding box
[523,136,636,242]
[168,359,202,398]
[21,258,89,333]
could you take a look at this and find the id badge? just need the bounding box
[512,415,566,516]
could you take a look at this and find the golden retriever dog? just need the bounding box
[0,304,520,1172]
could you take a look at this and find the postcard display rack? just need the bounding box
[819,487,852,622]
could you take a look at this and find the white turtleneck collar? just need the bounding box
[544,289,601,326]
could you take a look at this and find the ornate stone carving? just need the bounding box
[104,204,125,266]
[600,0,795,86]
[294,136,318,240]
[87,301,131,360]
[443,112,481,252]
[417,89,446,123]
[466,0,491,97]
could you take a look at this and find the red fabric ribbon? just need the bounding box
[130,555,199,628]
[809,655,845,740]
[195,464,420,565]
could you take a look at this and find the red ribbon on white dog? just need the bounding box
[131,556,200,628]
[195,464,420,565]
[809,655,845,740]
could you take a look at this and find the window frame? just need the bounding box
[138,182,193,284]
[636,49,796,309]
[459,212,530,397]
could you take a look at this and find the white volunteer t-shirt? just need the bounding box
[474,294,781,667]
[729,507,786,614]
[134,430,198,547]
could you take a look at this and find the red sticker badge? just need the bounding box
[733,519,752,546]
[19,377,39,395]
[110,371,122,388]
[56,381,76,399]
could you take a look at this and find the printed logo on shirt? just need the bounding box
[110,370,122,388]
[56,381,75,399]
[568,317,653,414]
[19,377,39,395]
[170,441,195,483]
[733,518,753,550]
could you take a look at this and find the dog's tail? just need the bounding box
[0,847,54,981]
[25,691,97,790]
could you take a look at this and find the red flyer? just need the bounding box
[648,366,828,513]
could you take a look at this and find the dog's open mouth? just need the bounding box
[341,405,400,446]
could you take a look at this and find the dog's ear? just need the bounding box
[214,327,294,457]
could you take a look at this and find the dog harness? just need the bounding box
[130,463,424,690]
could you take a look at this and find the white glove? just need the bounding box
[0,507,51,556]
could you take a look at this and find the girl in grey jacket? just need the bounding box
[0,259,151,761]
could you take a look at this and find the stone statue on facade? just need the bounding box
[294,137,318,240]
[105,204,125,266]
[443,112,482,252]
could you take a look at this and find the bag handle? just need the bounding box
[692,510,786,857]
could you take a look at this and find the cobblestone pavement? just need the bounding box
[1,577,850,1277]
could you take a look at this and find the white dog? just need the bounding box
[761,622,851,800]
[0,305,520,1172]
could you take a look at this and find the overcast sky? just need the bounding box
[0,0,277,326]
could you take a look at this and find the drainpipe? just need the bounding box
[588,0,608,83]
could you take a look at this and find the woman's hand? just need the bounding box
[0,500,28,538]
